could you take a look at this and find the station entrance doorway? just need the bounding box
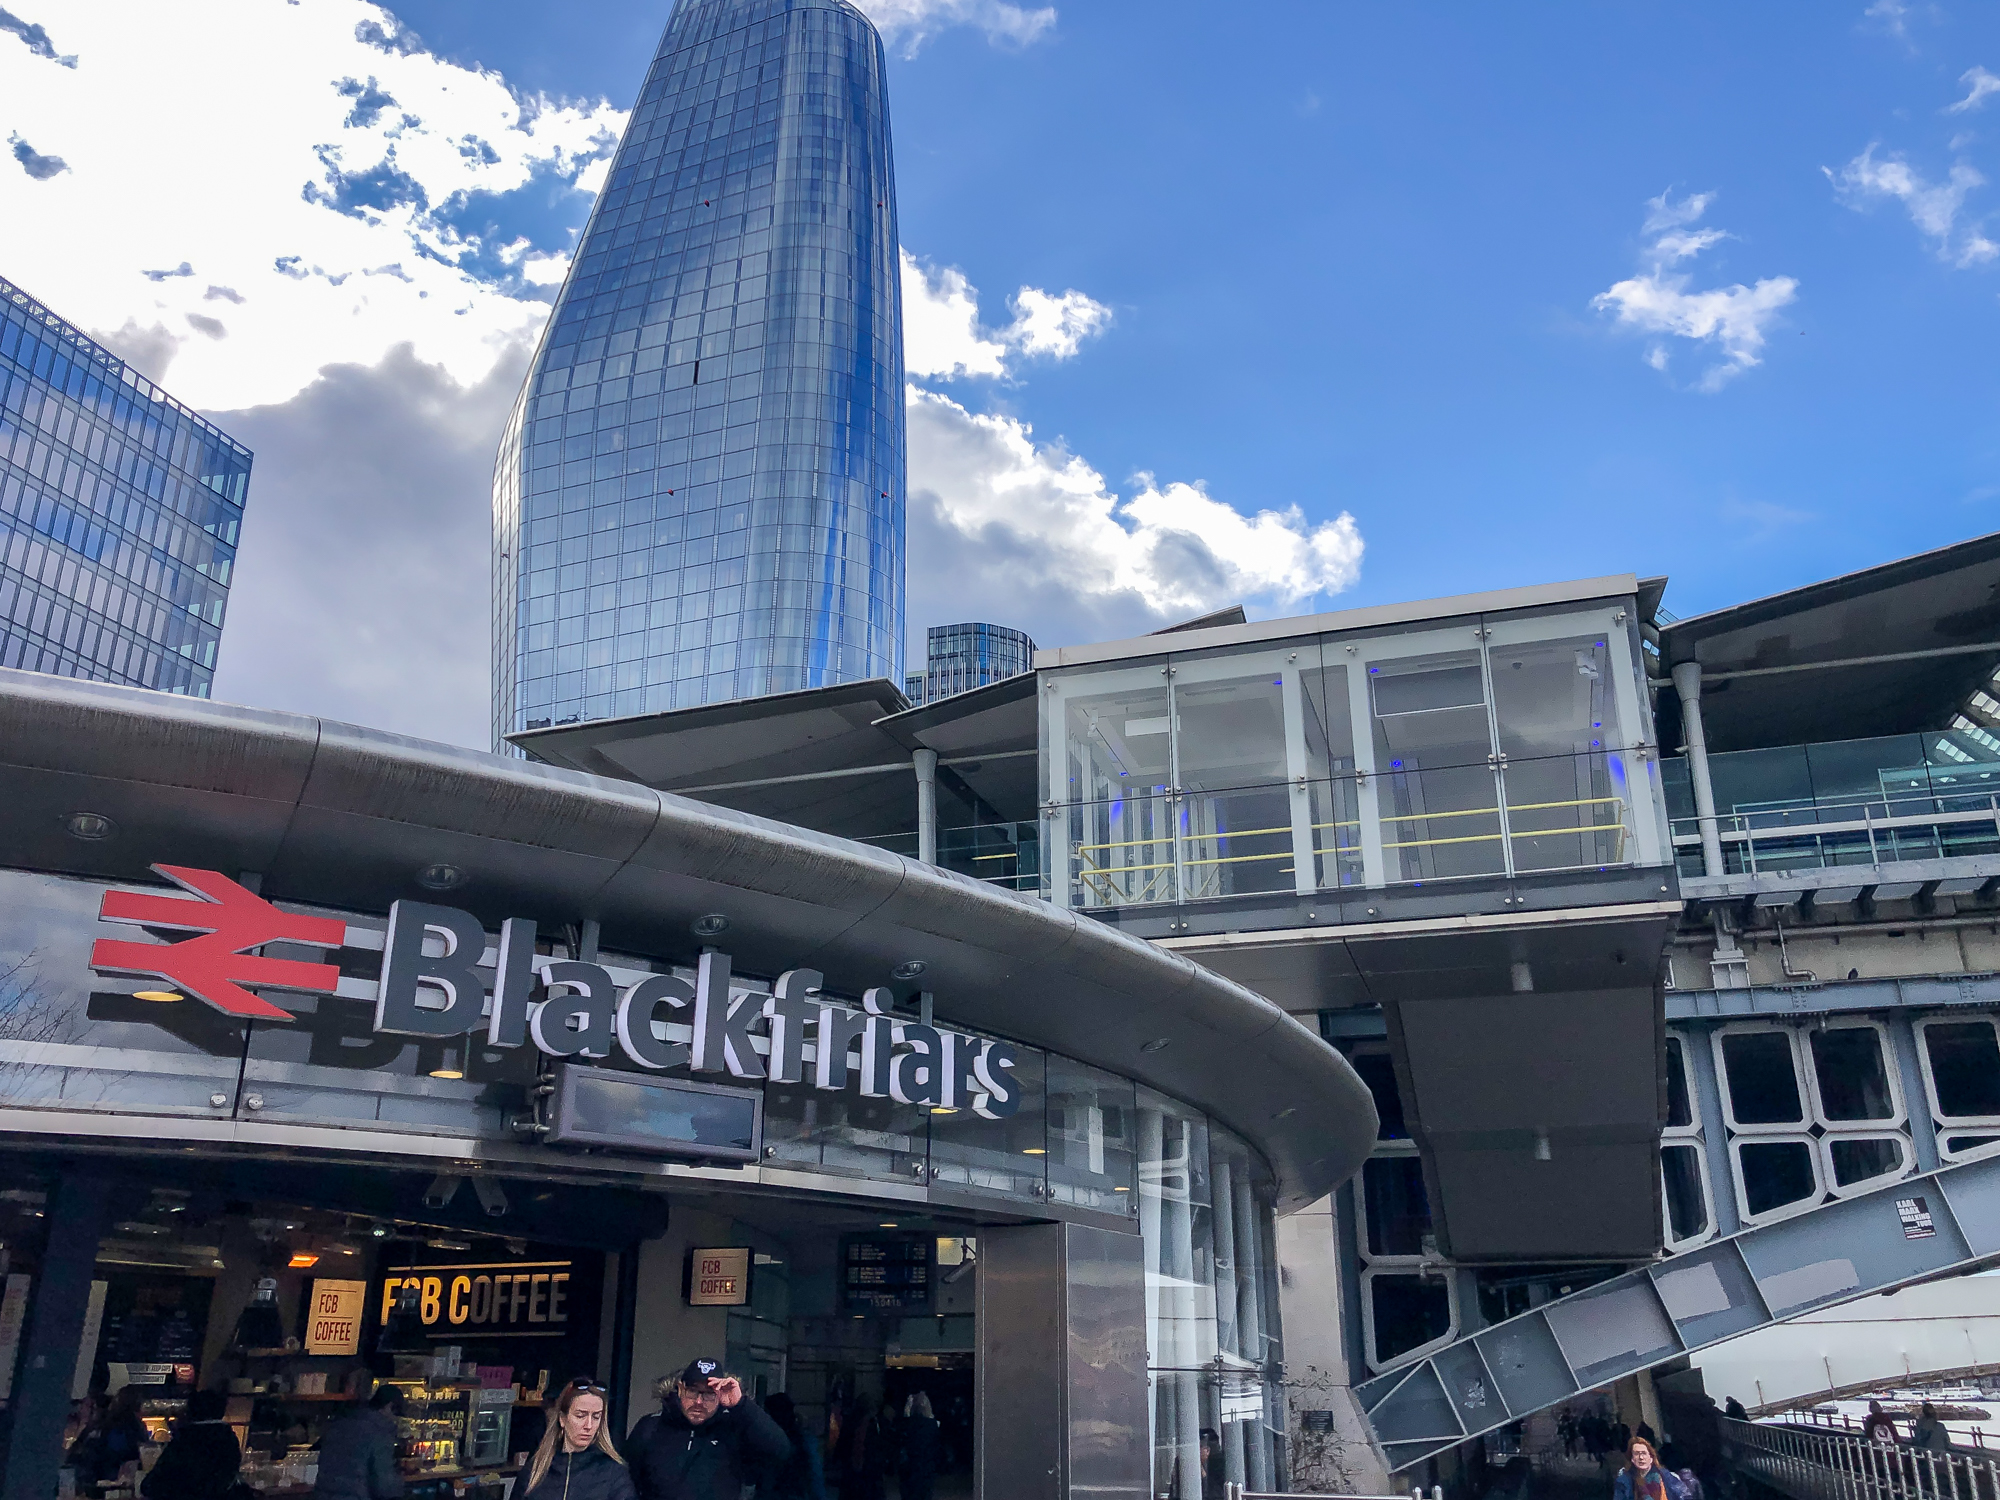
[632,1193,991,1500]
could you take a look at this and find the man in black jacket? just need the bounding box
[626,1359,791,1500]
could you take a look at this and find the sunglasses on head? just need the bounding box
[566,1377,607,1394]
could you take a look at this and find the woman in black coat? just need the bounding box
[142,1391,241,1500]
[518,1380,636,1500]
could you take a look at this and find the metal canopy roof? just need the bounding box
[1656,530,2000,752]
[509,673,1041,837]
[0,669,1370,1211]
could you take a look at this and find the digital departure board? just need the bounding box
[841,1235,932,1313]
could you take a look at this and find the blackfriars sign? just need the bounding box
[89,865,1021,1118]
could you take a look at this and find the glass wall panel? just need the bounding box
[1210,1124,1280,1493]
[762,1082,927,1181]
[1061,793,1178,909]
[1045,1055,1138,1212]
[1367,649,1504,882]
[1137,1087,1217,1500]
[927,1045,1046,1198]
[1179,785,1299,901]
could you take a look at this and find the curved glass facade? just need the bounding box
[493,0,905,748]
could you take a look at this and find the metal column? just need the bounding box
[915,747,938,866]
[1671,661,1726,878]
[2,1170,113,1500]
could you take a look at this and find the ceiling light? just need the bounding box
[133,990,184,1004]
[416,863,465,892]
[891,960,927,980]
[1021,1148,1047,1156]
[691,913,730,937]
[288,1252,320,1268]
[63,811,116,841]
[878,1222,899,1229]
[1114,1186,1130,1193]
[1140,1038,1171,1053]
[929,1106,957,1115]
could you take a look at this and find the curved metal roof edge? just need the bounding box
[0,670,1375,1211]
[1657,530,2000,661]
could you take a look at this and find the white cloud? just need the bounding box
[856,0,1056,57]
[906,387,1362,647]
[1826,143,1999,267]
[900,251,1112,379]
[1864,0,1912,40]
[1592,189,1798,391]
[902,255,1011,379]
[0,0,622,410]
[1948,65,2000,114]
[1007,286,1113,358]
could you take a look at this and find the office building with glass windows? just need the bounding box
[0,274,249,696]
[492,0,905,748]
[904,620,1035,705]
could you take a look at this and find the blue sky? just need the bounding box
[6,0,2000,741]
[385,0,2000,622]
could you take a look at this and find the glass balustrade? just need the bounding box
[1664,729,2000,877]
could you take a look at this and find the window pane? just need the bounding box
[1349,1051,1408,1141]
[1737,1140,1817,1216]
[927,1045,1045,1199]
[1662,1144,1708,1241]
[1488,634,1620,762]
[1926,1022,2000,1119]
[1826,1135,1904,1188]
[1362,1156,1430,1258]
[1721,1032,1804,1125]
[1665,1036,1693,1130]
[1811,1026,1896,1122]
[1369,1273,1452,1366]
[1045,1056,1137,1212]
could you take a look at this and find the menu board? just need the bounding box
[842,1236,931,1314]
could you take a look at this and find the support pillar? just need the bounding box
[1670,662,1725,878]
[914,748,938,866]
[2,1170,112,1500]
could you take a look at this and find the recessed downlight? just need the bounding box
[416,863,465,891]
[692,913,730,937]
[891,960,927,980]
[64,811,116,841]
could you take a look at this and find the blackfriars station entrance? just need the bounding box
[0,675,1376,1499]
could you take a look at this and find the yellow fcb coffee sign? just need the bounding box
[307,1279,368,1356]
[379,1261,573,1337]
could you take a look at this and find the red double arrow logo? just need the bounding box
[90,865,346,1020]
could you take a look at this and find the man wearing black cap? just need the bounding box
[626,1358,791,1500]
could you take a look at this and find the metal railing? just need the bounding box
[1722,1415,2000,1500]
[1671,796,2000,877]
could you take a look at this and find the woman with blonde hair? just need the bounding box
[519,1378,634,1500]
[1612,1437,1687,1500]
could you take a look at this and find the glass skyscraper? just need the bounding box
[906,620,1036,704]
[0,274,249,697]
[493,0,905,746]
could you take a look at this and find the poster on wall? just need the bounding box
[306,1279,368,1356]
